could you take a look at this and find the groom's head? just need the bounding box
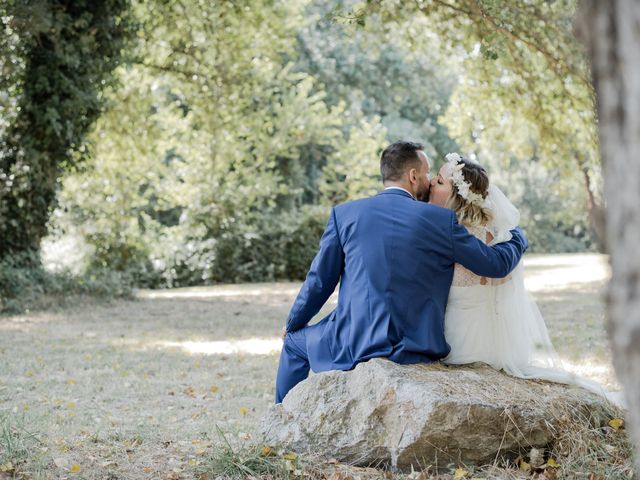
[380,141,431,201]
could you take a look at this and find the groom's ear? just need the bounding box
[408,168,417,184]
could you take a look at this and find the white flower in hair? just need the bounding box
[443,152,486,207]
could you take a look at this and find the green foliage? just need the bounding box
[213,207,330,284]
[0,251,133,315]
[35,0,604,292]
[51,0,385,287]
[295,0,460,158]
[0,0,133,261]
[486,157,595,252]
[351,0,604,249]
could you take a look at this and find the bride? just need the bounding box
[428,152,623,405]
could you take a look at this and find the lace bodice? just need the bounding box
[452,224,491,287]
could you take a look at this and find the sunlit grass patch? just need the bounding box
[195,427,300,479]
[0,412,48,478]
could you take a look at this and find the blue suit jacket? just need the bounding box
[286,189,528,372]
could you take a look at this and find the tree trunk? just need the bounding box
[579,164,606,252]
[0,1,131,266]
[576,0,640,470]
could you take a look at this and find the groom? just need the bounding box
[275,141,528,403]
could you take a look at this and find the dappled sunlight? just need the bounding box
[523,254,609,292]
[0,311,64,331]
[559,356,620,390]
[156,337,283,355]
[138,283,301,299]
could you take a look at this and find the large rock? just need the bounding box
[261,358,611,470]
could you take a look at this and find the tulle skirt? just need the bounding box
[443,262,623,407]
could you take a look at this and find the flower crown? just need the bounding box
[442,153,486,207]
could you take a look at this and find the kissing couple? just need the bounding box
[275,141,619,406]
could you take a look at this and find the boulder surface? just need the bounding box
[261,358,610,470]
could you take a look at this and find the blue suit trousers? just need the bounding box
[275,328,310,403]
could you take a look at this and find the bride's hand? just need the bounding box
[281,327,287,341]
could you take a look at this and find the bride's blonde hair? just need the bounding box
[445,158,493,228]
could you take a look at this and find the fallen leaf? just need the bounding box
[209,385,219,393]
[519,459,531,472]
[260,446,273,457]
[609,418,624,430]
[69,464,81,473]
[239,407,249,415]
[546,458,559,467]
[283,452,298,461]
[143,467,153,473]
[453,467,468,478]
[67,378,77,385]
[0,463,14,473]
[184,386,196,398]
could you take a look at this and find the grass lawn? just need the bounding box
[0,253,630,479]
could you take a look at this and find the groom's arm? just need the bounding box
[450,213,528,278]
[286,208,344,332]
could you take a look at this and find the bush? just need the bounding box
[160,206,330,286]
[0,251,133,315]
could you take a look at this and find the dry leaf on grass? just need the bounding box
[546,458,559,467]
[453,467,468,478]
[516,456,531,472]
[260,446,273,456]
[608,418,624,430]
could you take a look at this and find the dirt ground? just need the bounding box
[0,253,621,479]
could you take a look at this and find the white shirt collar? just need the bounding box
[384,186,415,200]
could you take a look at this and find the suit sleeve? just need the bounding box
[286,208,344,332]
[450,213,528,278]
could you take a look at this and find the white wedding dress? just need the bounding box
[443,185,624,407]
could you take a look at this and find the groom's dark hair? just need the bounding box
[380,141,425,182]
